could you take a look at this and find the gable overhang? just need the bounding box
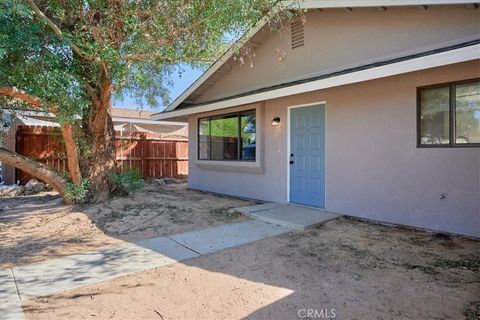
[151,42,480,121]
[152,0,480,119]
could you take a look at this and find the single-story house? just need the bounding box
[152,1,480,237]
[0,108,188,184]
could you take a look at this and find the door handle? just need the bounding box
[289,160,294,164]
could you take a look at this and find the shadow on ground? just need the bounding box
[17,216,480,320]
[2,183,479,320]
[174,218,480,319]
[0,181,256,268]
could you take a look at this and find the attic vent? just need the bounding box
[291,19,304,49]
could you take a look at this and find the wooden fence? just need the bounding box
[115,131,188,179]
[15,126,188,183]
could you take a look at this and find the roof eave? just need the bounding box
[157,9,277,114]
[151,0,479,119]
[151,43,479,121]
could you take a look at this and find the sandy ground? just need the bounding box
[23,217,479,320]
[83,181,253,242]
[0,181,255,268]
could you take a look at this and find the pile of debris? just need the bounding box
[0,179,48,198]
[0,185,24,197]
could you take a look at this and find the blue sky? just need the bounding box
[113,31,241,112]
[113,64,205,111]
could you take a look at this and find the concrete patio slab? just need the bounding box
[169,220,290,255]
[12,238,197,299]
[234,202,284,214]
[0,269,25,320]
[236,203,341,230]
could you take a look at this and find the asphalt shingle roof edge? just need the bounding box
[170,39,480,112]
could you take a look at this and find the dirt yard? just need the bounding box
[2,183,479,319]
[22,217,480,320]
[0,181,255,268]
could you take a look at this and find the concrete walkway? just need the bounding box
[12,240,199,300]
[0,269,24,320]
[0,220,290,319]
[0,204,339,319]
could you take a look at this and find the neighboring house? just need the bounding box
[110,108,188,139]
[152,1,480,237]
[1,108,188,184]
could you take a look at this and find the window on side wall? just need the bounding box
[198,110,256,161]
[418,79,480,147]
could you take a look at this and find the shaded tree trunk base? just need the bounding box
[81,112,118,203]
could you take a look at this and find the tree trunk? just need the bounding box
[0,147,71,203]
[60,124,82,185]
[82,113,117,202]
[81,67,118,202]
[1,74,118,203]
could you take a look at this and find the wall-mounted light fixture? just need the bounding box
[271,117,281,127]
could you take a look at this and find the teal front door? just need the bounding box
[289,105,325,208]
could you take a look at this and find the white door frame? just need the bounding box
[287,101,327,207]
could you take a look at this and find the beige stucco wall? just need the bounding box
[195,6,480,104]
[188,60,480,237]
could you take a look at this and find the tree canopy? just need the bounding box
[0,0,283,118]
[0,0,292,202]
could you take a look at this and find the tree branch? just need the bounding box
[0,87,83,185]
[0,87,57,114]
[60,124,82,184]
[25,0,97,62]
[0,147,69,201]
[0,87,43,107]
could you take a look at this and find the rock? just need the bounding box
[25,179,46,194]
[163,178,177,185]
[154,179,167,185]
[33,182,45,193]
[25,179,37,191]
[0,185,25,197]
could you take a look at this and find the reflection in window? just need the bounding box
[241,111,256,160]
[420,87,450,145]
[210,114,238,160]
[455,82,480,144]
[198,110,256,160]
[418,79,480,147]
[198,118,210,160]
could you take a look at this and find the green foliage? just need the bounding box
[0,0,289,113]
[0,1,89,123]
[200,112,256,138]
[110,168,144,192]
[65,179,90,203]
[0,0,295,195]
